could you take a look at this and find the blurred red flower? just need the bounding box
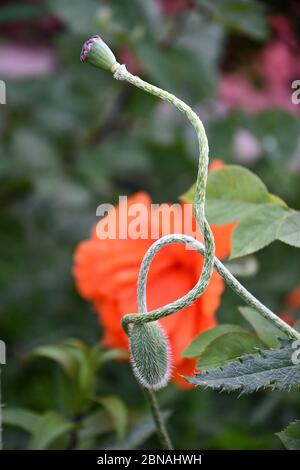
[285,286,300,310]
[73,165,234,388]
[280,285,300,326]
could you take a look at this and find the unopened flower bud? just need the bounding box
[129,321,171,391]
[80,35,118,72]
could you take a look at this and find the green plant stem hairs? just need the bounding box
[80,36,300,449]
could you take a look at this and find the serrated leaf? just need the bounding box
[181,165,297,258]
[94,396,128,441]
[239,306,287,348]
[277,420,300,450]
[196,332,265,370]
[28,411,75,450]
[188,341,300,394]
[2,407,39,433]
[278,212,300,248]
[183,324,246,358]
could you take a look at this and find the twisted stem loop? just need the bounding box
[136,234,300,340]
[81,35,300,450]
[114,64,300,342]
[114,65,216,335]
[111,64,300,450]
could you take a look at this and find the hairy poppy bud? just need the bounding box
[129,321,171,391]
[80,35,118,72]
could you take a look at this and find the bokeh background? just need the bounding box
[1,0,300,450]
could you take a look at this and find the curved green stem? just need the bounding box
[136,234,300,341]
[115,64,300,341]
[114,64,215,331]
[111,63,300,450]
[144,388,173,450]
[82,37,300,450]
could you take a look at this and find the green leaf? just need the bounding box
[30,345,78,378]
[278,212,300,248]
[181,165,297,258]
[28,411,75,450]
[0,3,46,24]
[62,339,93,392]
[239,306,287,348]
[196,332,265,370]
[94,396,128,441]
[105,411,171,450]
[31,340,113,396]
[248,109,300,163]
[48,0,99,34]
[78,410,115,441]
[230,204,288,258]
[90,346,128,369]
[10,128,59,176]
[188,341,300,394]
[182,165,282,224]
[134,42,214,102]
[2,407,39,433]
[206,165,271,211]
[198,0,269,40]
[133,11,222,103]
[277,420,300,450]
[183,324,246,358]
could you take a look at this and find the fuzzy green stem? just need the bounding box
[114,65,217,449]
[114,64,215,330]
[144,388,173,450]
[135,235,300,341]
[114,64,299,342]
[81,36,300,447]
[110,63,300,449]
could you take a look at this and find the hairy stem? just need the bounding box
[144,388,173,450]
[113,65,218,449]
[136,235,300,341]
[110,62,300,451]
[114,65,215,329]
[115,64,299,341]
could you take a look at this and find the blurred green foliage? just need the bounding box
[0,0,300,449]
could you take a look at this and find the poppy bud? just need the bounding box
[129,321,171,390]
[80,35,118,72]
